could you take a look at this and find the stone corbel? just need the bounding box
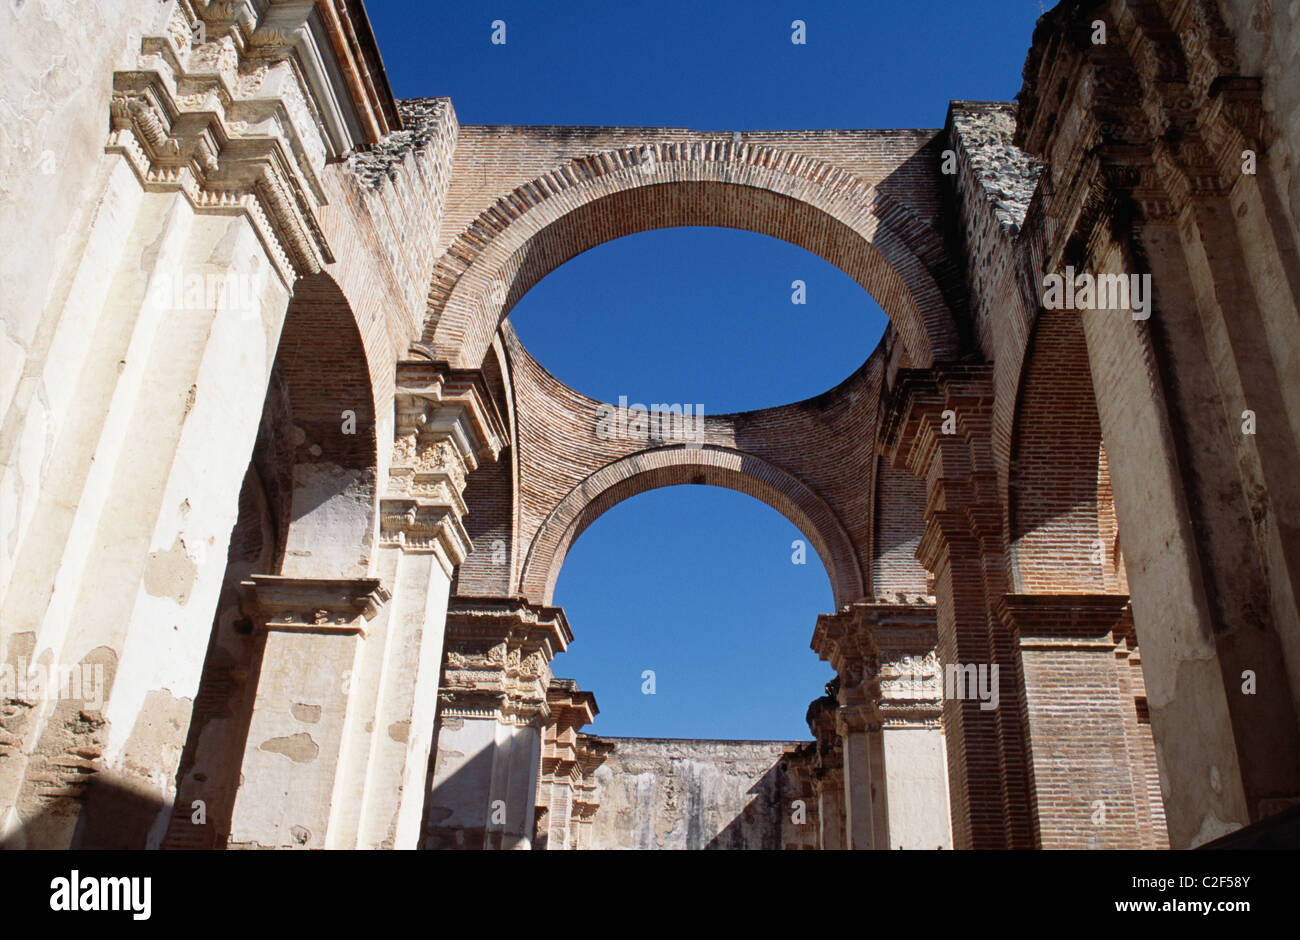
[392,360,508,466]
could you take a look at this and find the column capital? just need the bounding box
[837,703,882,735]
[878,365,995,474]
[812,601,941,723]
[997,593,1131,651]
[437,597,572,726]
[383,361,508,564]
[392,360,508,470]
[237,574,389,636]
[103,0,401,282]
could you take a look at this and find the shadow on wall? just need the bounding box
[2,772,169,850]
[703,761,787,850]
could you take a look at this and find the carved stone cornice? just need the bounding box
[879,366,998,571]
[390,360,508,476]
[436,597,572,726]
[1014,0,1272,260]
[812,612,880,707]
[539,678,598,780]
[377,498,471,575]
[238,574,389,636]
[105,0,397,283]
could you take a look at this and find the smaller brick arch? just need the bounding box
[519,445,865,609]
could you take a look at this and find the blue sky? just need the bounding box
[366,1,1044,739]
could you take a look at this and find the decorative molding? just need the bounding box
[381,362,508,569]
[103,0,405,283]
[238,574,389,636]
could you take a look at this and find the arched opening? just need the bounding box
[552,486,836,740]
[163,274,379,848]
[543,485,836,849]
[509,227,889,412]
[424,149,961,372]
[1005,305,1168,848]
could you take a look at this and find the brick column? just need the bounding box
[998,593,1149,848]
[1015,3,1300,844]
[424,598,571,849]
[879,367,1032,848]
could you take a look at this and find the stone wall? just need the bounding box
[587,737,814,850]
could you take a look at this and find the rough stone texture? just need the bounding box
[587,738,812,850]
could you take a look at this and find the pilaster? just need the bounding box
[879,366,1032,848]
[424,597,572,849]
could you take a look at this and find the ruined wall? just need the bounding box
[587,738,813,850]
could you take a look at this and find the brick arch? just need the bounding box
[273,272,381,578]
[424,142,960,371]
[1007,307,1119,594]
[519,445,865,609]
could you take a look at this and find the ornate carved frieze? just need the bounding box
[1014,0,1274,263]
[813,602,943,731]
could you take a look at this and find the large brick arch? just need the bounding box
[424,142,961,371]
[519,445,865,609]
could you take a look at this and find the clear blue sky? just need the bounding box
[366,0,1044,739]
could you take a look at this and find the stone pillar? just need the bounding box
[0,2,371,848]
[226,576,387,849]
[814,601,953,850]
[879,367,1033,848]
[781,744,821,850]
[805,694,844,851]
[227,362,504,849]
[535,678,598,850]
[999,593,1158,849]
[424,598,571,849]
[873,606,952,849]
[340,362,505,849]
[812,609,882,850]
[837,704,880,851]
